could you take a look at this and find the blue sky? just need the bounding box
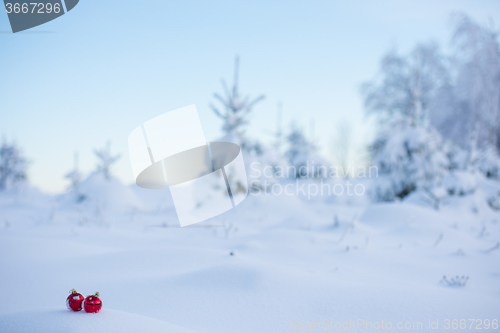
[1,0,499,193]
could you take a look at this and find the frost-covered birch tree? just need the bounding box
[362,42,449,126]
[331,119,354,177]
[362,43,449,200]
[94,142,120,180]
[430,14,500,177]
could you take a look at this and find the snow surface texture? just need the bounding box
[0,176,499,332]
[0,309,197,333]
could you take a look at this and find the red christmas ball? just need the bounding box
[84,292,102,313]
[66,289,84,311]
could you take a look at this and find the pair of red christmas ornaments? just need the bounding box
[66,289,102,313]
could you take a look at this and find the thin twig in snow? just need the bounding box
[433,233,443,247]
[335,214,357,244]
[485,242,500,253]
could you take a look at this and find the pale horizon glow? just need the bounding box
[1,0,499,193]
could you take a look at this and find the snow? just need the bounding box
[0,309,197,333]
[2,12,499,332]
[58,172,144,213]
[442,171,477,196]
[0,174,499,332]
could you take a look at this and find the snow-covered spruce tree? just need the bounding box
[430,14,500,178]
[61,142,141,216]
[210,57,285,190]
[65,152,85,202]
[94,141,121,180]
[361,43,449,201]
[210,56,265,149]
[65,169,82,191]
[0,140,27,191]
[285,123,329,178]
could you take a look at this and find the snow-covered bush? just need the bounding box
[487,194,500,211]
[0,140,28,191]
[59,170,143,225]
[59,142,142,219]
[75,171,143,212]
[369,123,448,200]
[442,171,476,196]
[478,147,500,180]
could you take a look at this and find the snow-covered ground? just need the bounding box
[0,177,499,332]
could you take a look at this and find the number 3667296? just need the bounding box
[5,3,61,14]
